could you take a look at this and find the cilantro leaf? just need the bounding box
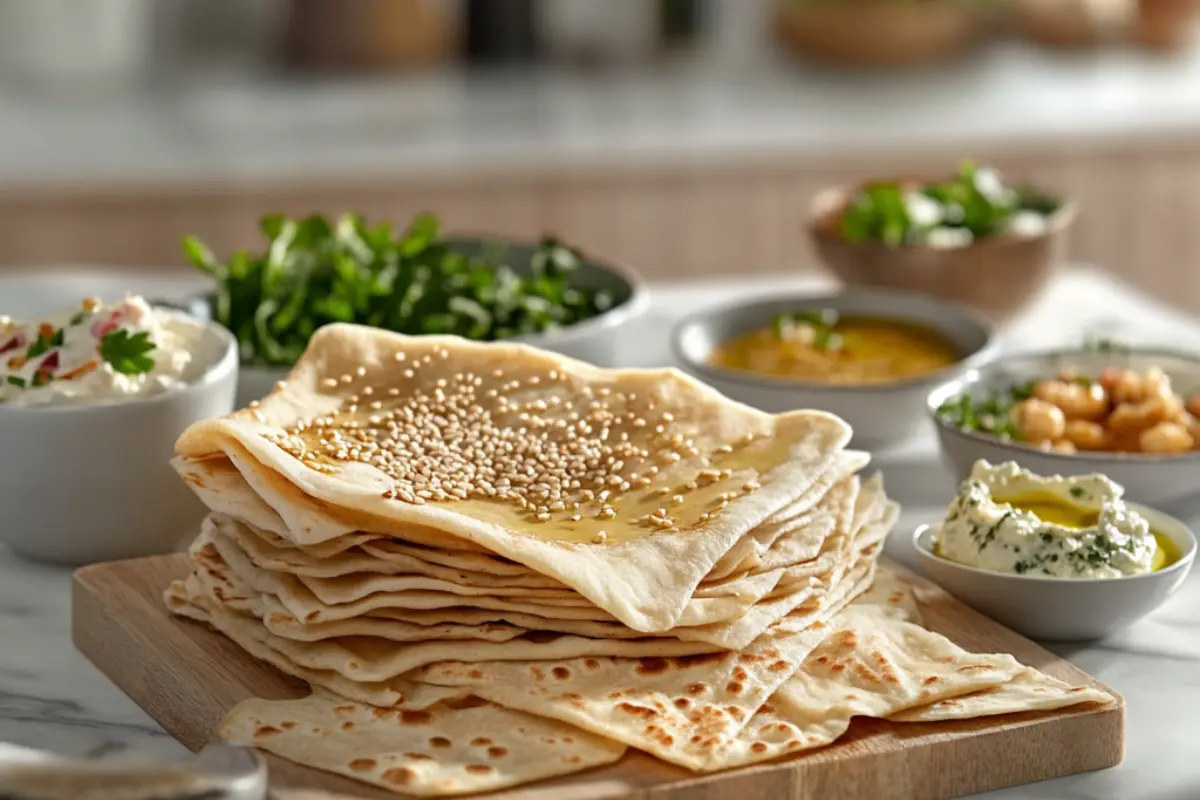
[100,329,157,375]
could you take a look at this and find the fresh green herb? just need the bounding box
[26,327,63,359]
[936,381,1032,441]
[183,213,616,368]
[839,160,1062,247]
[100,330,157,375]
[1069,486,1085,499]
[5,376,25,388]
[1083,335,1130,354]
[69,312,86,326]
[772,308,845,353]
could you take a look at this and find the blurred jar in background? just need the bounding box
[284,0,457,72]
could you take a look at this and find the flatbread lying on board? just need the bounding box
[418,623,831,772]
[219,692,627,798]
[172,324,860,632]
[888,667,1115,722]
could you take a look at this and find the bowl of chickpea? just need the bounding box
[929,347,1200,507]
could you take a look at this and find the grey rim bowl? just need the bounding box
[913,503,1197,641]
[0,313,238,565]
[927,347,1200,509]
[670,287,997,451]
[164,236,650,409]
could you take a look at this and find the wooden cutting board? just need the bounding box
[71,555,1124,800]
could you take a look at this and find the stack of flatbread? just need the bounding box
[165,325,1113,797]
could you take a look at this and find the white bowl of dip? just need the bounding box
[0,310,237,565]
[913,502,1197,641]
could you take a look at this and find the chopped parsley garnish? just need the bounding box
[1069,486,1085,499]
[6,376,25,388]
[100,329,157,375]
[773,308,846,353]
[935,378,1039,441]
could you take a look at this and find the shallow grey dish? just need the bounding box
[927,347,1200,508]
[167,237,649,409]
[914,503,1197,641]
[670,288,996,450]
[0,313,237,565]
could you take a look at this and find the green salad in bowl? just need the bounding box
[178,212,648,406]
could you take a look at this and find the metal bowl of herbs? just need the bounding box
[927,345,1200,508]
[807,162,1077,324]
[171,213,649,408]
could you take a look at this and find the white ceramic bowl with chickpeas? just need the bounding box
[928,348,1200,508]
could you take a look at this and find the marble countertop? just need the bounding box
[6,41,1200,185]
[2,268,1199,798]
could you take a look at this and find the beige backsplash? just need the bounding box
[2,134,1199,312]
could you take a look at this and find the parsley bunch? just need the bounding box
[183,213,616,368]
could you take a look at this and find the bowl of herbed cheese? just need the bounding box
[0,296,237,564]
[914,460,1196,641]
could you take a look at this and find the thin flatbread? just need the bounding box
[174,325,858,632]
[888,668,1114,722]
[418,623,830,771]
[219,692,626,798]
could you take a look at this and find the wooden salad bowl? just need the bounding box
[772,1,983,69]
[806,183,1079,325]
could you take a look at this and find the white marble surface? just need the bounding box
[5,41,1200,184]
[2,268,1199,798]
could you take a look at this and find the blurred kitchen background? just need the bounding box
[1,0,1200,308]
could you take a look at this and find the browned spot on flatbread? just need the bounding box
[768,659,791,673]
[686,682,708,695]
[725,681,744,695]
[468,669,484,679]
[341,721,355,731]
[531,666,546,681]
[254,725,281,736]
[923,675,941,686]
[617,702,658,719]
[281,722,296,730]
[552,666,571,680]
[471,737,493,747]
[674,697,692,710]
[334,705,356,714]
[306,611,321,622]
[733,667,749,681]
[429,737,452,748]
[382,766,417,786]
[751,742,768,754]
[466,764,494,775]
[348,758,377,772]
[488,747,509,759]
[958,664,996,674]
[563,755,581,764]
[637,657,670,675]
[674,652,728,669]
[373,708,397,720]
[584,658,601,670]
[401,710,434,725]
[404,752,435,761]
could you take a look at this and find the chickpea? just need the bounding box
[1107,398,1172,433]
[1142,367,1174,401]
[1033,379,1108,420]
[1186,394,1200,419]
[1099,368,1145,405]
[1050,439,1077,454]
[1065,419,1108,451]
[1139,421,1193,454]
[1011,398,1066,442]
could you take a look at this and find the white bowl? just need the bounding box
[670,288,996,450]
[928,347,1200,509]
[0,316,238,565]
[913,503,1197,641]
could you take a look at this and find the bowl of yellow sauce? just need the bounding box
[671,288,995,449]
